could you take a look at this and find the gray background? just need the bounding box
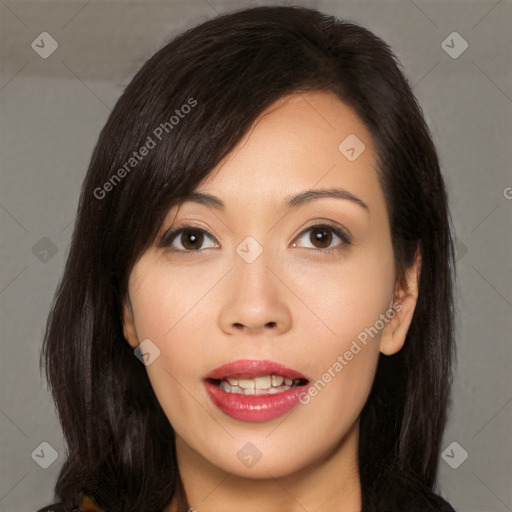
[1,0,511,510]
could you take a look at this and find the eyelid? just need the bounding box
[158,221,352,254]
[294,221,352,246]
[158,223,218,251]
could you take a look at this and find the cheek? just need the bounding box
[127,267,221,424]
[129,259,227,349]
[290,243,396,350]
[301,337,380,432]
[287,240,395,419]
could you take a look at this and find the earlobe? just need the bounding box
[122,299,139,349]
[380,248,421,356]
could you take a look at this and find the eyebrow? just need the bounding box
[180,188,369,214]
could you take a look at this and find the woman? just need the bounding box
[38,5,457,511]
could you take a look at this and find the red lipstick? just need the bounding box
[204,359,310,422]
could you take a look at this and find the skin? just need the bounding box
[122,91,420,512]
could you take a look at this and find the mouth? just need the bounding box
[206,374,309,395]
[204,359,311,422]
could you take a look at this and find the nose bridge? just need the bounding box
[232,234,275,304]
[218,234,291,333]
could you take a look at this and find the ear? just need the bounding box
[379,246,421,356]
[122,298,139,350]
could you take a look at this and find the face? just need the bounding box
[123,91,419,482]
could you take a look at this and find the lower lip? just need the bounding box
[204,380,309,422]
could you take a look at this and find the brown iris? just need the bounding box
[180,229,205,250]
[309,226,333,249]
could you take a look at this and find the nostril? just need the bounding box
[231,321,277,329]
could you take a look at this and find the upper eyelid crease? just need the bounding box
[158,223,351,250]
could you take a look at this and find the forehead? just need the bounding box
[191,91,383,217]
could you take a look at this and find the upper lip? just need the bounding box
[205,359,310,382]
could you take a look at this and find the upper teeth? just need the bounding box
[227,375,294,389]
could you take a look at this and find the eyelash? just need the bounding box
[158,223,352,257]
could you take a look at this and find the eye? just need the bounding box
[159,225,218,252]
[159,222,351,255]
[293,223,351,252]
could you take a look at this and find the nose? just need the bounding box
[218,249,292,336]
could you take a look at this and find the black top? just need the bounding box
[36,492,102,512]
[36,465,457,512]
[36,490,456,512]
[37,505,68,512]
